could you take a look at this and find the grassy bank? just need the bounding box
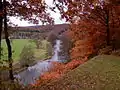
[1,39,35,62]
[1,39,50,62]
[0,39,52,79]
[35,55,120,90]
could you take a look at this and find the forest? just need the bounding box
[0,0,120,90]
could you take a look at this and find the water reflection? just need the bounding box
[18,60,52,85]
[14,40,63,85]
[51,40,61,61]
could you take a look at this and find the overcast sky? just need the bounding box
[10,0,66,26]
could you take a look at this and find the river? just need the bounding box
[14,40,64,85]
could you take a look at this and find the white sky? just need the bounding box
[10,0,66,26]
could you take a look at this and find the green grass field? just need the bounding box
[37,55,120,90]
[1,39,50,62]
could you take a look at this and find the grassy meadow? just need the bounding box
[1,39,50,63]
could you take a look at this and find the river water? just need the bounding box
[14,40,63,85]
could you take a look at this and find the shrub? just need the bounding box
[111,49,120,56]
[0,80,23,90]
[19,45,35,67]
[29,39,42,49]
[98,46,113,55]
[47,32,57,45]
[46,42,53,57]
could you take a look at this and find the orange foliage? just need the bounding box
[31,57,87,87]
[31,18,106,88]
[30,0,120,89]
[69,19,106,61]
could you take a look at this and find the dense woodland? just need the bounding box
[0,0,120,90]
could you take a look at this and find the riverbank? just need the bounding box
[13,56,52,74]
[0,56,52,82]
[31,55,120,90]
[31,57,87,87]
[1,39,66,87]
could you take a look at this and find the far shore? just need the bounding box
[13,56,52,74]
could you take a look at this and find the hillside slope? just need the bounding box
[36,55,120,90]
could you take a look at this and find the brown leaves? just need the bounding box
[6,0,54,25]
[69,19,106,60]
[32,58,87,88]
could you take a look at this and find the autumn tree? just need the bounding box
[53,0,120,45]
[52,0,120,60]
[89,1,120,46]
[0,0,54,81]
[69,19,105,60]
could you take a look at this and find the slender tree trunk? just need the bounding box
[105,9,110,46]
[0,0,3,60]
[0,0,3,85]
[3,0,14,81]
[106,23,110,46]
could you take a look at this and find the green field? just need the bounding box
[1,39,50,62]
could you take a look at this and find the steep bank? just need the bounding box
[35,55,120,90]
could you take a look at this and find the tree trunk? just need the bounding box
[0,0,3,85]
[105,9,110,46]
[0,0,3,60]
[106,24,110,46]
[3,0,14,81]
